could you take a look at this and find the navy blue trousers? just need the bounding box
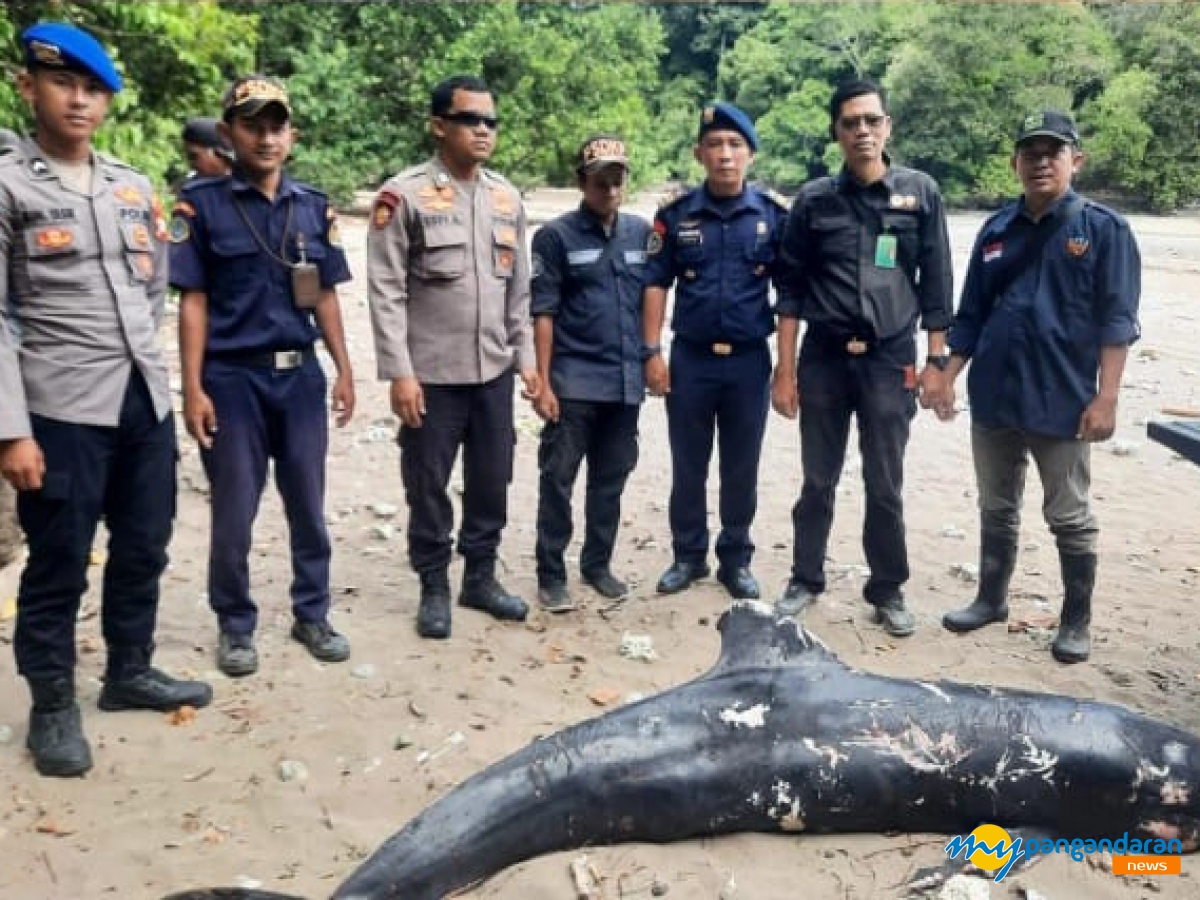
[535,399,639,586]
[665,340,770,570]
[400,369,514,575]
[199,357,331,635]
[15,370,176,681]
[790,332,917,605]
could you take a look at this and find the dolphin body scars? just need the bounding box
[166,600,1200,900]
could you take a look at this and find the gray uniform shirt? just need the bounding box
[0,137,170,440]
[367,157,534,384]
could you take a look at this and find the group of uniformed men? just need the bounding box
[0,22,1140,779]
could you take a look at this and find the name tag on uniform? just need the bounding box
[568,249,603,266]
[676,229,703,247]
[875,234,898,269]
[623,249,647,265]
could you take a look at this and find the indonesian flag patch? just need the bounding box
[982,241,1003,263]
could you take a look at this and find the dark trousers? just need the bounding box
[400,369,514,575]
[790,333,916,605]
[665,340,770,570]
[535,399,639,586]
[199,358,331,635]
[15,370,176,681]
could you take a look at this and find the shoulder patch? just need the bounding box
[169,214,191,244]
[531,252,545,279]
[647,219,667,256]
[372,189,401,229]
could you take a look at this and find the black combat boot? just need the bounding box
[942,530,1018,633]
[1052,551,1096,664]
[459,558,528,622]
[98,645,213,712]
[27,676,93,778]
[417,569,452,639]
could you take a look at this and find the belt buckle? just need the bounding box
[274,350,303,370]
[846,338,868,356]
[712,342,733,356]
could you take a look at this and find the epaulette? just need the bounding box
[95,151,138,173]
[392,162,430,184]
[655,184,692,211]
[481,167,520,194]
[178,174,231,195]
[753,183,792,211]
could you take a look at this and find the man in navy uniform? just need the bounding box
[171,75,356,676]
[0,22,211,777]
[774,79,953,638]
[931,110,1141,663]
[530,135,651,612]
[642,102,789,601]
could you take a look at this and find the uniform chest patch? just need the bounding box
[982,242,1003,263]
[114,184,144,205]
[1066,235,1090,258]
[676,228,703,247]
[567,249,602,266]
[35,226,74,250]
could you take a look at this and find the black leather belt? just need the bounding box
[209,346,315,370]
[677,337,765,357]
[807,325,876,356]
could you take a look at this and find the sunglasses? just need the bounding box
[838,114,887,131]
[441,111,499,130]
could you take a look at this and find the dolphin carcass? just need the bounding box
[165,600,1200,899]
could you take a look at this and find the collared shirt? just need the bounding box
[778,164,953,339]
[530,205,651,405]
[643,184,788,344]
[0,137,170,439]
[367,157,534,385]
[948,190,1141,439]
[169,170,350,356]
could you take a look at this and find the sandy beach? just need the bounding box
[2,195,1199,900]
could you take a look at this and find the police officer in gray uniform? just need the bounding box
[0,22,211,778]
[368,75,540,639]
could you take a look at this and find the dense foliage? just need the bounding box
[1,1,1197,211]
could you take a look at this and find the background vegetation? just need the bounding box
[1,1,1197,211]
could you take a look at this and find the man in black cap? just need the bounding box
[180,116,233,183]
[642,102,790,601]
[774,78,954,638]
[929,110,1141,664]
[530,135,652,612]
[1,21,212,778]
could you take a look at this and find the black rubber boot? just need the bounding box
[98,645,213,711]
[459,559,528,622]
[27,677,93,778]
[1052,551,1096,664]
[416,569,452,639]
[942,531,1018,633]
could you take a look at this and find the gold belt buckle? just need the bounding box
[712,342,733,356]
[274,350,304,369]
[846,338,868,356]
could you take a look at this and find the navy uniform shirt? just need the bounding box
[169,171,350,356]
[778,164,953,339]
[948,190,1141,439]
[531,205,651,406]
[643,184,788,344]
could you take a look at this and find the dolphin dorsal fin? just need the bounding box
[709,601,834,674]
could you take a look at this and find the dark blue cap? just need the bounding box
[22,22,122,93]
[698,102,758,152]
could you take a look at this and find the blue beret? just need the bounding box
[698,102,758,152]
[22,22,122,94]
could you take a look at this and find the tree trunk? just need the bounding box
[0,480,20,569]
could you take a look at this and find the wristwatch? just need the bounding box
[926,353,950,371]
[640,344,662,362]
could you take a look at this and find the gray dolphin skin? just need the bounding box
[164,601,1200,900]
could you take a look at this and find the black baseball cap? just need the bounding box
[1015,110,1080,148]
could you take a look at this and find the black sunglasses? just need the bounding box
[441,111,499,130]
[838,113,887,131]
